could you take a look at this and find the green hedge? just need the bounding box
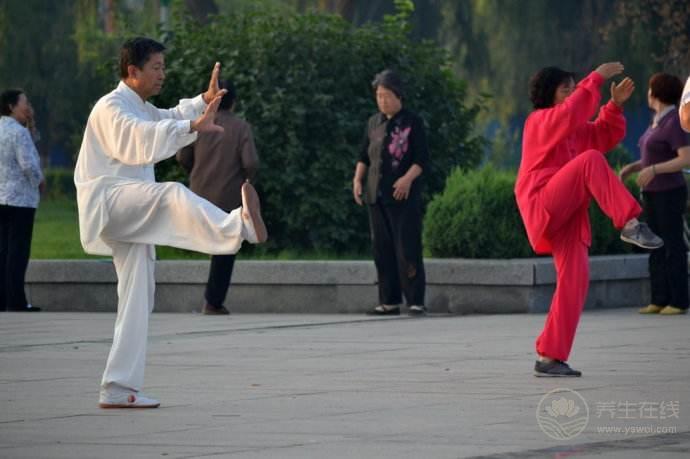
[43,167,76,201]
[155,1,483,253]
[423,165,641,258]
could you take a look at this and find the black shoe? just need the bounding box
[201,303,230,315]
[7,304,41,312]
[407,305,427,316]
[534,360,582,377]
[366,305,400,316]
[620,221,663,249]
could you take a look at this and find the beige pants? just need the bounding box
[99,181,252,394]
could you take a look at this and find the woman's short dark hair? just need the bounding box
[649,73,683,106]
[0,89,24,116]
[119,37,166,79]
[218,80,237,111]
[372,69,404,100]
[529,67,576,109]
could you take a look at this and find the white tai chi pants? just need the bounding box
[99,181,252,394]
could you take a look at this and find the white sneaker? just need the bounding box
[99,391,160,409]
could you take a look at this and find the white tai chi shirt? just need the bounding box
[74,81,206,255]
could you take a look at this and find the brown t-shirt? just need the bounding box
[177,111,259,211]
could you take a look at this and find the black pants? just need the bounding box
[204,254,236,308]
[0,205,36,311]
[643,187,689,310]
[368,198,426,306]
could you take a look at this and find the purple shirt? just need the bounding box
[639,110,690,192]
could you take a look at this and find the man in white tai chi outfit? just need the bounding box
[74,37,267,409]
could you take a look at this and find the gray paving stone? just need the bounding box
[0,310,688,458]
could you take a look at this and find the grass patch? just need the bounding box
[31,199,100,259]
[31,198,367,260]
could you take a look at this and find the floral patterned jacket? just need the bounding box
[358,108,429,205]
[0,116,43,208]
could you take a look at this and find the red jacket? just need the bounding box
[515,71,626,254]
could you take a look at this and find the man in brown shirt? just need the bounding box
[177,80,259,315]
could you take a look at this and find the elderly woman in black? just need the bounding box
[352,70,429,316]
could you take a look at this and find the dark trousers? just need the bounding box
[204,254,236,307]
[368,198,426,306]
[643,187,689,310]
[0,205,36,310]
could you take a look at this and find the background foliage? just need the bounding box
[156,1,483,253]
[2,0,685,257]
[423,161,644,259]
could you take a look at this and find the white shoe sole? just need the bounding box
[619,234,663,250]
[241,182,267,243]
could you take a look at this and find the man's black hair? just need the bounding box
[218,80,237,111]
[119,37,166,79]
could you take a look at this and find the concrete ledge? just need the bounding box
[25,255,668,314]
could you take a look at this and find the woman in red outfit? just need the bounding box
[515,62,663,377]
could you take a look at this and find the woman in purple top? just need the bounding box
[621,73,690,315]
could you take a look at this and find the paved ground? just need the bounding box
[0,309,688,458]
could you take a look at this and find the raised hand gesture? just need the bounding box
[611,77,635,107]
[191,90,227,133]
[203,62,222,104]
[595,62,624,80]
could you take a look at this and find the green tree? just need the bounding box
[0,0,105,161]
[602,0,690,77]
[157,2,483,253]
[424,165,639,258]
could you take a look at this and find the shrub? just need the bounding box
[423,166,533,258]
[42,167,76,201]
[424,165,640,258]
[155,2,483,253]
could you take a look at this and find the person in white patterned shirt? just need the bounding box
[0,89,44,312]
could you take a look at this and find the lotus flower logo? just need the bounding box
[546,397,580,418]
[537,388,589,440]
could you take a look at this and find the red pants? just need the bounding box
[536,150,641,361]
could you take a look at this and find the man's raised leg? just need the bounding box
[103,181,265,253]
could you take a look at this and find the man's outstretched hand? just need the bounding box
[191,89,227,133]
[202,62,222,104]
